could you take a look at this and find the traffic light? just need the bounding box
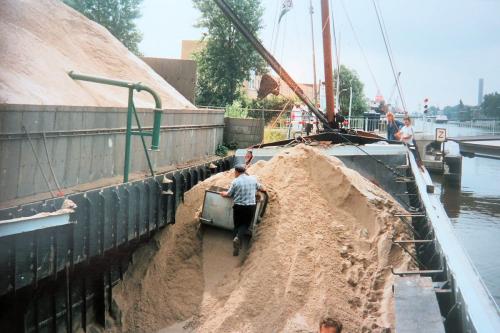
[423,98,429,114]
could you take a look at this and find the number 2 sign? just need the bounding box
[435,128,447,142]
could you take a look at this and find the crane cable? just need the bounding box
[371,0,408,112]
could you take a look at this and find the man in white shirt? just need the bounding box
[399,117,414,145]
[399,117,424,168]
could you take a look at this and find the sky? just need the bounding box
[136,0,500,112]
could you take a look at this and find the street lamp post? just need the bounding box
[339,83,353,128]
[348,84,353,128]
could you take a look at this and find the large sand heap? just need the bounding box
[112,145,413,333]
[0,0,194,108]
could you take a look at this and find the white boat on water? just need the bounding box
[436,115,448,123]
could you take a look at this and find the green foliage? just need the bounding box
[263,128,287,143]
[193,0,267,107]
[224,141,239,150]
[63,0,143,55]
[242,95,296,124]
[482,92,500,118]
[225,100,248,118]
[427,106,440,116]
[215,144,229,156]
[335,65,368,116]
[443,100,473,121]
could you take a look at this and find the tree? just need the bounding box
[193,0,267,107]
[335,65,368,117]
[482,92,500,118]
[243,95,297,124]
[63,0,143,55]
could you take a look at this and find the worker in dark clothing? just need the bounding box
[220,164,265,256]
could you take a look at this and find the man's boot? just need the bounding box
[233,236,240,256]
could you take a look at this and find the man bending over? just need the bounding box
[220,164,265,256]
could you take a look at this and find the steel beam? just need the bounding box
[0,211,74,238]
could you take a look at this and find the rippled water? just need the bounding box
[433,156,500,307]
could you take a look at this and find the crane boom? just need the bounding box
[213,0,332,130]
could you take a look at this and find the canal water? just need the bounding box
[413,119,500,307]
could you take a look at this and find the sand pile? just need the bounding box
[112,145,413,333]
[0,0,194,108]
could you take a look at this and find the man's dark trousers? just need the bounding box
[232,204,256,239]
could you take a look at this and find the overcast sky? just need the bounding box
[136,0,500,111]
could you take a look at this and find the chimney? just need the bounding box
[478,78,484,106]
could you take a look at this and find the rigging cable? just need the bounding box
[388,72,401,106]
[269,0,281,54]
[371,0,408,112]
[329,0,341,113]
[339,0,382,94]
[377,1,408,110]
[269,0,280,50]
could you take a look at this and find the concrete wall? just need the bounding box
[223,117,264,149]
[0,104,224,203]
[142,57,197,103]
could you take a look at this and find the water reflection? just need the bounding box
[432,156,500,306]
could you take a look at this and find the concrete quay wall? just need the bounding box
[0,104,224,203]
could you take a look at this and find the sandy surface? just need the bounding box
[112,145,413,333]
[0,0,194,109]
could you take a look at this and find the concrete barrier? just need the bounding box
[0,104,224,203]
[223,117,264,148]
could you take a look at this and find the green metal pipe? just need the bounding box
[68,71,162,109]
[68,71,163,182]
[151,109,162,150]
[124,89,134,183]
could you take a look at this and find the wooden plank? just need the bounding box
[394,276,445,333]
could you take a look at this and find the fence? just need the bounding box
[348,117,387,133]
[448,120,500,134]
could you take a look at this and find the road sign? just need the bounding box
[436,128,447,142]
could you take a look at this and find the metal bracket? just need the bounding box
[393,213,426,218]
[393,239,433,244]
[391,268,444,276]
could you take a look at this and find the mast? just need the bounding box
[309,0,318,104]
[320,0,335,123]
